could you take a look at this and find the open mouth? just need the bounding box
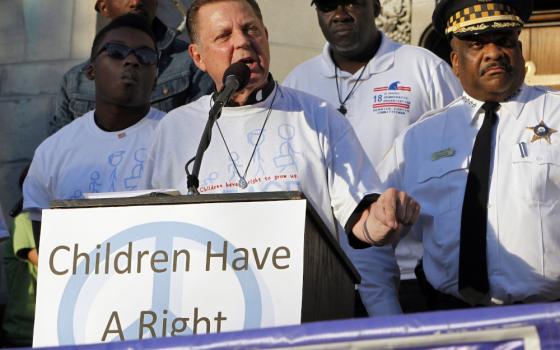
[237,57,258,70]
[238,57,256,65]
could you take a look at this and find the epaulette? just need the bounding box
[416,96,464,123]
[534,85,560,95]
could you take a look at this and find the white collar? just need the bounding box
[462,84,529,125]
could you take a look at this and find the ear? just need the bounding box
[96,0,110,18]
[188,42,207,72]
[85,63,95,81]
[373,0,381,18]
[450,50,460,77]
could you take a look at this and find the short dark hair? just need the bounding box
[90,13,158,60]
[187,0,264,43]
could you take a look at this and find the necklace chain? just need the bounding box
[216,83,279,189]
[335,63,368,115]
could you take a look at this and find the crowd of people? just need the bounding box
[2,0,560,347]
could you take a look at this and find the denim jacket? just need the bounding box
[49,18,214,134]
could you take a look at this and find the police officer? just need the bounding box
[371,0,560,309]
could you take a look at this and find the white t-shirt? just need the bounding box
[24,108,165,221]
[284,33,462,315]
[146,84,381,236]
[284,33,462,167]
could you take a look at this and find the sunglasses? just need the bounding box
[314,0,362,12]
[91,42,158,66]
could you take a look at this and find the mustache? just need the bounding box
[479,60,513,75]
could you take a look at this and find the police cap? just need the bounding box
[433,0,533,38]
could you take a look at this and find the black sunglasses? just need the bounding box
[92,42,158,66]
[313,0,361,12]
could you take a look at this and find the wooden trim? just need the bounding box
[527,10,560,26]
[525,61,560,87]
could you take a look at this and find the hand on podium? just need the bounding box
[353,188,420,246]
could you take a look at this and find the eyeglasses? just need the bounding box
[91,42,158,66]
[313,0,361,13]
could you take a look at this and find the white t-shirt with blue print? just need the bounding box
[24,108,165,221]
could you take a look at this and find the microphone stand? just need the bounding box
[185,104,224,195]
[184,62,249,194]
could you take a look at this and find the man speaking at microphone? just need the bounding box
[143,0,419,289]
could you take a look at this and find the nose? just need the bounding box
[332,4,352,22]
[232,29,251,50]
[128,0,142,8]
[483,42,504,61]
[123,51,140,66]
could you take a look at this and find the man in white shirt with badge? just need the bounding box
[284,0,462,315]
[372,0,560,309]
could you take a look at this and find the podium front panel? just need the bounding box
[33,199,306,347]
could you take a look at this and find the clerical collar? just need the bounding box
[212,74,275,106]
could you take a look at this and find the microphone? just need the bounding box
[185,62,250,194]
[208,62,251,117]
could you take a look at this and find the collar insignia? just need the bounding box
[527,120,557,144]
[432,147,456,161]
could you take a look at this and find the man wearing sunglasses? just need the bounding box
[23,14,166,247]
[49,0,213,134]
[283,0,462,316]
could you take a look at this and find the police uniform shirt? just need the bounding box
[377,84,560,304]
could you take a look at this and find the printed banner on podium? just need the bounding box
[33,199,306,347]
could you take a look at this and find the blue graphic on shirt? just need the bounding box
[228,152,244,181]
[388,81,400,90]
[124,148,146,190]
[88,171,102,193]
[247,128,265,177]
[202,172,219,187]
[69,190,84,200]
[273,124,299,172]
[108,151,125,191]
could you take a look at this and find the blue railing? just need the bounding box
[31,302,560,349]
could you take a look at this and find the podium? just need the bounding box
[33,191,360,346]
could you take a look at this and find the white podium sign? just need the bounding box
[33,199,306,347]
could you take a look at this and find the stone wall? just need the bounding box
[0,0,97,225]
